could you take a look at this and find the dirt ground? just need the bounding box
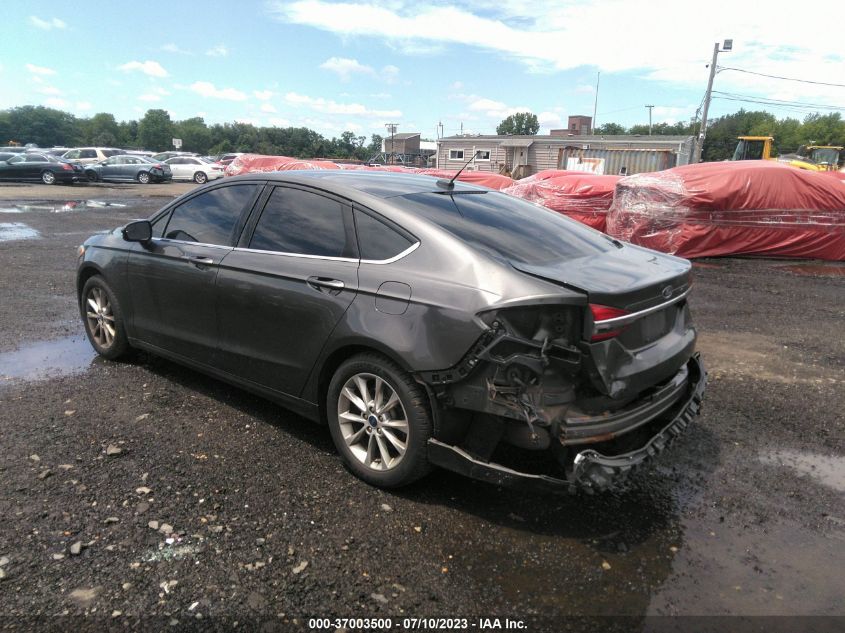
[0,183,843,632]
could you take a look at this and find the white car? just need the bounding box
[61,147,122,165]
[164,156,225,184]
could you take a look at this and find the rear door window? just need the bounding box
[249,187,354,258]
[354,210,414,261]
[163,184,260,245]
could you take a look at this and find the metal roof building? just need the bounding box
[435,134,695,178]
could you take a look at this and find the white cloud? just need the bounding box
[190,81,247,101]
[119,60,168,77]
[269,117,291,127]
[320,57,374,81]
[39,86,62,96]
[138,94,162,102]
[260,103,277,113]
[75,101,92,112]
[45,97,68,109]
[284,92,401,118]
[537,111,563,129]
[30,16,66,30]
[270,0,845,107]
[205,44,229,57]
[319,57,400,84]
[26,63,56,76]
[161,43,192,55]
[254,90,274,100]
[451,81,463,90]
[574,84,595,94]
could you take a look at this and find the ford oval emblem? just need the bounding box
[661,286,673,299]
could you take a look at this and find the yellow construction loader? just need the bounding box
[731,136,843,171]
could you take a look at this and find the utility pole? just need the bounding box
[591,71,600,134]
[645,105,654,135]
[694,39,732,163]
[384,123,398,164]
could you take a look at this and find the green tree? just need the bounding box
[595,122,626,135]
[496,112,540,135]
[174,117,211,154]
[137,109,174,151]
[88,112,119,146]
[4,105,79,147]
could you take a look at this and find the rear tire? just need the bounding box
[86,171,98,182]
[41,170,56,185]
[137,171,151,184]
[327,353,432,488]
[193,171,208,184]
[80,276,130,360]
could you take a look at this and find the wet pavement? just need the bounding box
[0,190,843,631]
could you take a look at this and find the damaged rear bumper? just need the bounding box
[427,353,706,494]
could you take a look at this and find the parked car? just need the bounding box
[164,156,224,183]
[85,155,172,184]
[76,172,705,492]
[62,147,122,165]
[216,152,245,167]
[0,146,27,154]
[0,152,86,184]
[150,151,198,162]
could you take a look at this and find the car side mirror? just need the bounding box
[122,220,152,243]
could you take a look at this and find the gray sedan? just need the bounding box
[75,171,705,493]
[85,155,172,184]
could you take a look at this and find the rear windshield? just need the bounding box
[396,191,612,264]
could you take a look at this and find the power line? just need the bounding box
[712,90,845,111]
[710,96,845,115]
[716,66,845,88]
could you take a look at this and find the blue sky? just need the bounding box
[2,0,843,139]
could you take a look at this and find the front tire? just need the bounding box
[41,170,56,185]
[193,171,208,184]
[137,171,151,184]
[86,171,98,182]
[327,353,432,488]
[81,276,130,360]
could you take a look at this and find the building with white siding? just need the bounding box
[435,134,695,178]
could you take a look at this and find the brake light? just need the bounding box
[62,163,72,171]
[154,164,163,169]
[589,304,629,342]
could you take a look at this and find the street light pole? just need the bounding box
[694,39,732,163]
[645,105,654,135]
[384,123,398,164]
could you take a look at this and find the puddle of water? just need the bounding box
[0,222,40,241]
[759,449,845,493]
[776,263,845,278]
[0,335,96,384]
[0,200,129,214]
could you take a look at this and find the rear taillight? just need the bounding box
[61,163,72,171]
[154,164,163,169]
[589,304,629,342]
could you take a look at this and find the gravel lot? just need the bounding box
[0,182,843,632]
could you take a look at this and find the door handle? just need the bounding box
[307,276,345,291]
[183,255,214,266]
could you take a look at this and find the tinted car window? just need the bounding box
[397,191,612,265]
[163,184,259,245]
[250,187,351,257]
[355,210,414,261]
[25,154,49,162]
[103,150,120,157]
[80,149,97,158]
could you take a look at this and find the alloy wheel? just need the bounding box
[337,372,409,471]
[85,286,116,349]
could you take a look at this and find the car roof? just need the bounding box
[224,170,489,199]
